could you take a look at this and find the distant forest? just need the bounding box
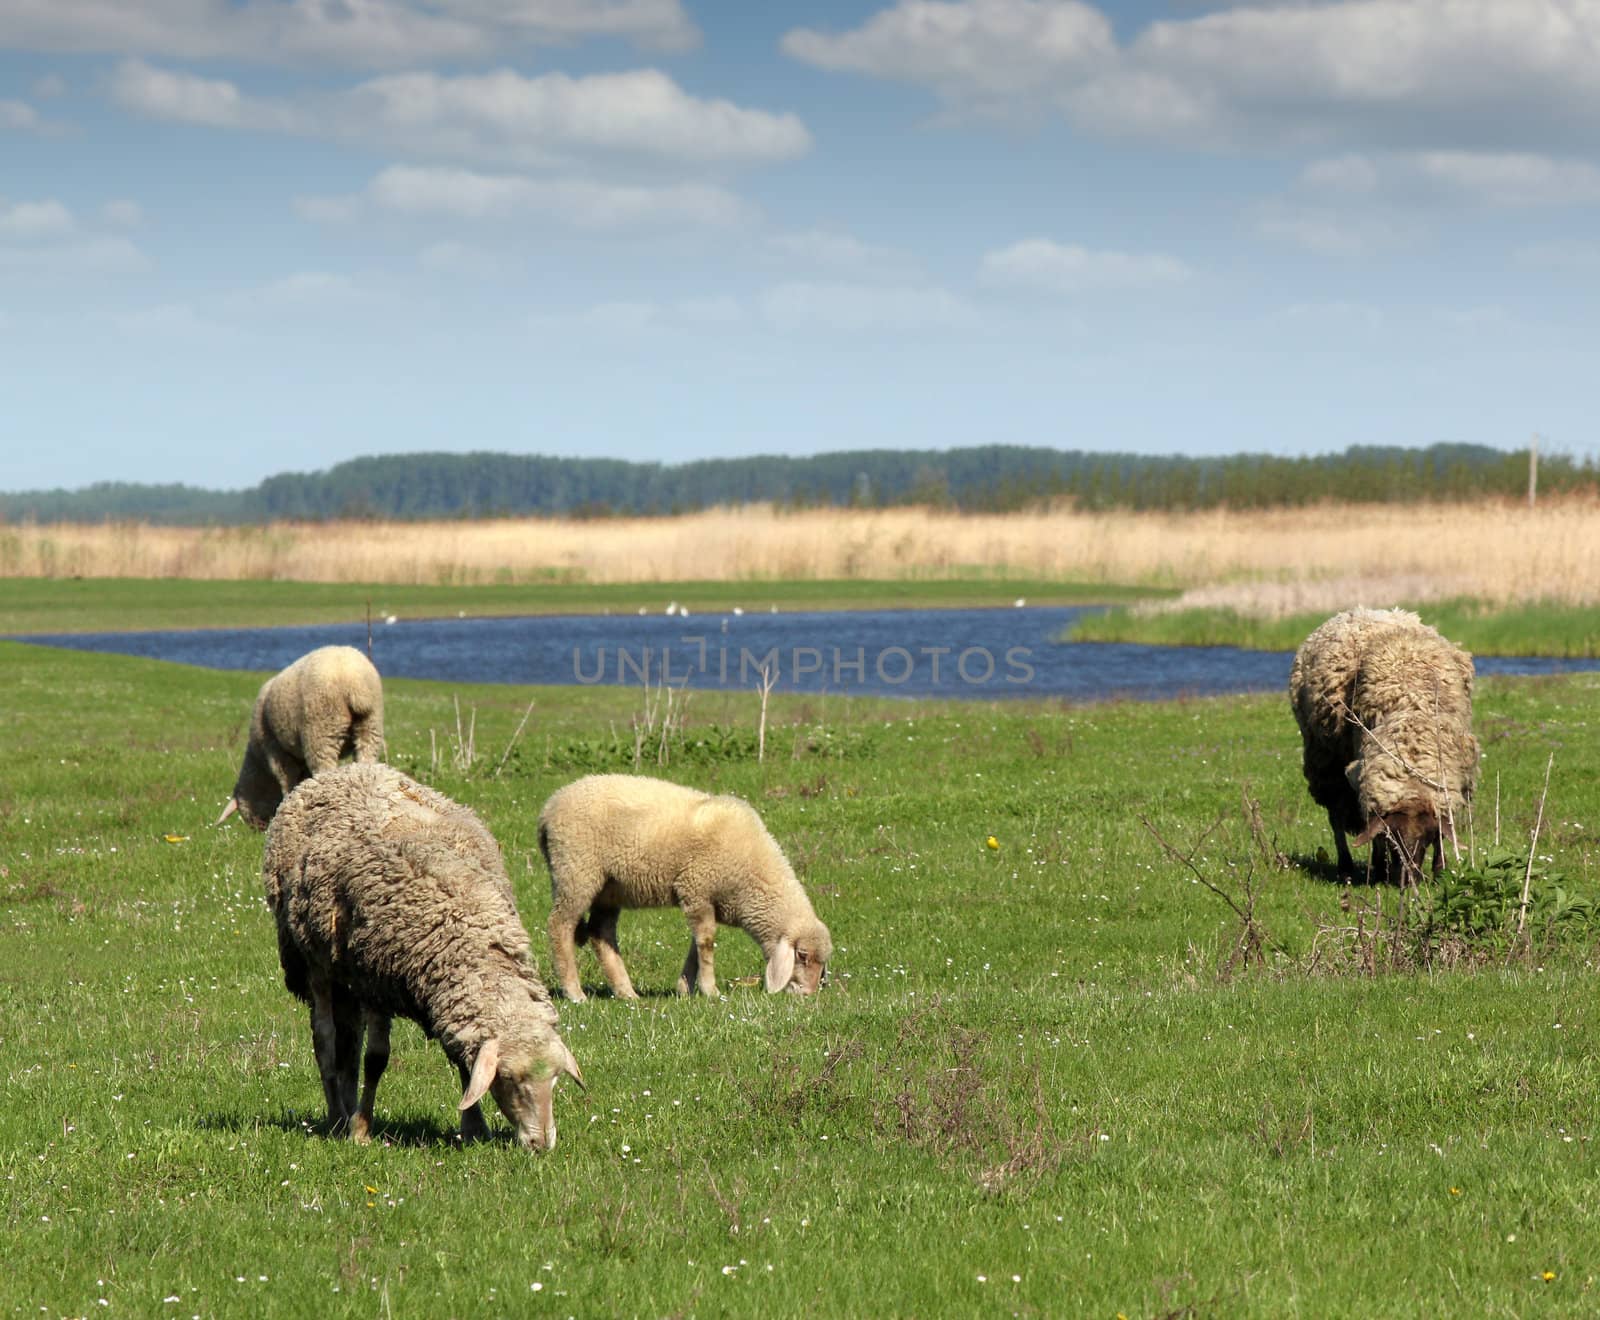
[0,443,1583,524]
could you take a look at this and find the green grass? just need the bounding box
[0,576,1160,636]
[5,640,1600,1316]
[1069,599,1600,658]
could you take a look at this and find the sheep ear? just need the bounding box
[765,938,796,993]
[1352,816,1386,847]
[215,797,239,826]
[460,1039,500,1110]
[1343,761,1361,791]
[559,1039,585,1092]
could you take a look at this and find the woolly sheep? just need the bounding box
[538,774,833,1002]
[218,645,385,829]
[263,762,582,1150]
[1289,607,1480,883]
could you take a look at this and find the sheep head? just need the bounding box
[1352,805,1448,883]
[764,918,834,995]
[460,1034,584,1152]
[219,745,286,831]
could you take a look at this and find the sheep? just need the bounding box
[262,762,582,1150]
[538,774,832,1002]
[218,645,385,829]
[1289,607,1480,883]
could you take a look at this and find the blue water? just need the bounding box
[11,607,1600,703]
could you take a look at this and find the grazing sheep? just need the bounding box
[218,645,385,829]
[539,774,832,1002]
[263,762,582,1150]
[1289,608,1480,883]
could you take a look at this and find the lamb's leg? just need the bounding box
[351,1009,390,1146]
[675,938,699,999]
[331,992,364,1130]
[587,905,638,1000]
[678,902,719,998]
[308,982,350,1132]
[546,868,601,1003]
[1329,811,1357,881]
[456,1061,489,1143]
[352,708,385,763]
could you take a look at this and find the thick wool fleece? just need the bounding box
[539,773,832,1000]
[229,646,385,829]
[264,763,572,1144]
[1290,608,1478,865]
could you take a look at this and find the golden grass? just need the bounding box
[2,498,1598,605]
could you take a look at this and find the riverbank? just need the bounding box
[0,576,1157,636]
[1069,598,1600,658]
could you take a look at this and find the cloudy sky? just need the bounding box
[3,0,1597,491]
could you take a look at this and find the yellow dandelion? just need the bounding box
[985,835,999,850]
[1449,1187,1461,1196]
[162,834,189,844]
[364,1185,378,1195]
[1543,1272,1557,1282]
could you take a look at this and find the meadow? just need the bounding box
[4,623,1600,1317]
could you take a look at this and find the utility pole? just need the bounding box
[1528,433,1539,509]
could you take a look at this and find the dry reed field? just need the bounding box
[4,498,1599,605]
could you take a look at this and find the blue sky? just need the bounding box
[3,0,1597,492]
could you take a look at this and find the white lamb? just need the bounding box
[538,774,833,1002]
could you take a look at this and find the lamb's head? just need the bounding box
[1351,803,1447,883]
[217,744,290,831]
[460,1032,584,1152]
[764,916,834,996]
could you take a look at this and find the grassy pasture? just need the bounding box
[4,639,1600,1317]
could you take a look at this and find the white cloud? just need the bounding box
[102,199,143,227]
[366,164,752,229]
[1252,202,1412,257]
[0,0,698,70]
[1,98,41,130]
[785,0,1600,151]
[0,235,150,274]
[418,240,503,277]
[1411,151,1600,207]
[979,238,1191,293]
[110,61,808,170]
[767,228,915,279]
[1514,240,1600,273]
[295,193,362,225]
[0,198,75,239]
[109,58,298,130]
[760,281,977,333]
[344,68,810,166]
[252,271,363,306]
[676,294,743,326]
[1300,154,1380,195]
[31,72,67,98]
[784,0,1114,115]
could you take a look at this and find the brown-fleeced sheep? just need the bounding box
[218,645,384,829]
[263,762,582,1150]
[538,774,832,1002]
[1289,607,1480,883]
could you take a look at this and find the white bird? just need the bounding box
[665,600,680,616]
[384,614,398,625]
[731,606,744,616]
[637,606,648,615]
[1013,598,1026,608]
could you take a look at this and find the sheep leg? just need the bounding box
[331,992,364,1131]
[677,902,719,998]
[352,711,385,763]
[1329,812,1357,880]
[456,1061,490,1143]
[351,1009,390,1146]
[547,873,600,1003]
[308,982,352,1132]
[586,905,638,1000]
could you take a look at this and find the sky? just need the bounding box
[2,0,1598,492]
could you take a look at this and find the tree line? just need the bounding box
[1,443,1587,524]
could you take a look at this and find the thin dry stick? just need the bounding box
[756,659,778,763]
[1515,753,1555,937]
[1494,773,1501,848]
[492,698,537,778]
